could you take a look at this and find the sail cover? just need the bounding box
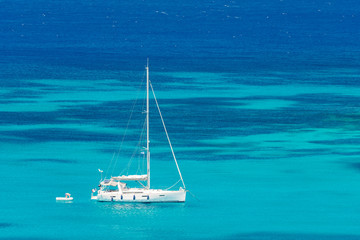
[111,175,148,181]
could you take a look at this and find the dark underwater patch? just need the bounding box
[60,100,146,126]
[0,128,118,143]
[333,151,360,156]
[50,100,98,103]
[151,97,300,139]
[0,100,132,126]
[0,77,48,88]
[1,93,359,149]
[1,89,41,100]
[310,138,360,145]
[0,111,64,126]
[0,100,38,104]
[289,93,360,107]
[172,150,251,162]
[0,238,55,240]
[289,148,331,154]
[220,232,360,240]
[235,93,360,113]
[347,162,360,171]
[0,222,12,228]
[21,159,77,164]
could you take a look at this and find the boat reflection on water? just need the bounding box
[96,200,186,216]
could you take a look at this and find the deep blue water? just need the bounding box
[1,0,360,239]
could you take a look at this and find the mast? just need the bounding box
[146,59,150,189]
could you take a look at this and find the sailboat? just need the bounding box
[91,61,186,203]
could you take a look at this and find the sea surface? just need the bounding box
[1,0,360,239]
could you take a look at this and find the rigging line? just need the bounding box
[109,71,146,178]
[165,179,181,190]
[124,118,146,175]
[119,117,147,175]
[137,180,146,188]
[109,98,136,177]
[104,151,116,180]
[187,190,200,201]
[137,152,146,175]
[141,82,147,116]
[149,81,186,189]
[136,119,147,174]
[138,118,147,174]
[138,79,147,175]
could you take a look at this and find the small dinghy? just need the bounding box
[91,188,98,200]
[56,193,73,201]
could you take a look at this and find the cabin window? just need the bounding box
[102,185,119,192]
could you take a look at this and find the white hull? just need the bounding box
[95,189,186,203]
[56,197,73,201]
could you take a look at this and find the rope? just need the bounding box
[105,71,146,178]
[165,179,181,190]
[104,152,116,179]
[122,118,146,175]
[109,96,137,177]
[149,81,186,189]
[187,190,200,201]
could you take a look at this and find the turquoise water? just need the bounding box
[2,0,360,239]
[2,68,360,239]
